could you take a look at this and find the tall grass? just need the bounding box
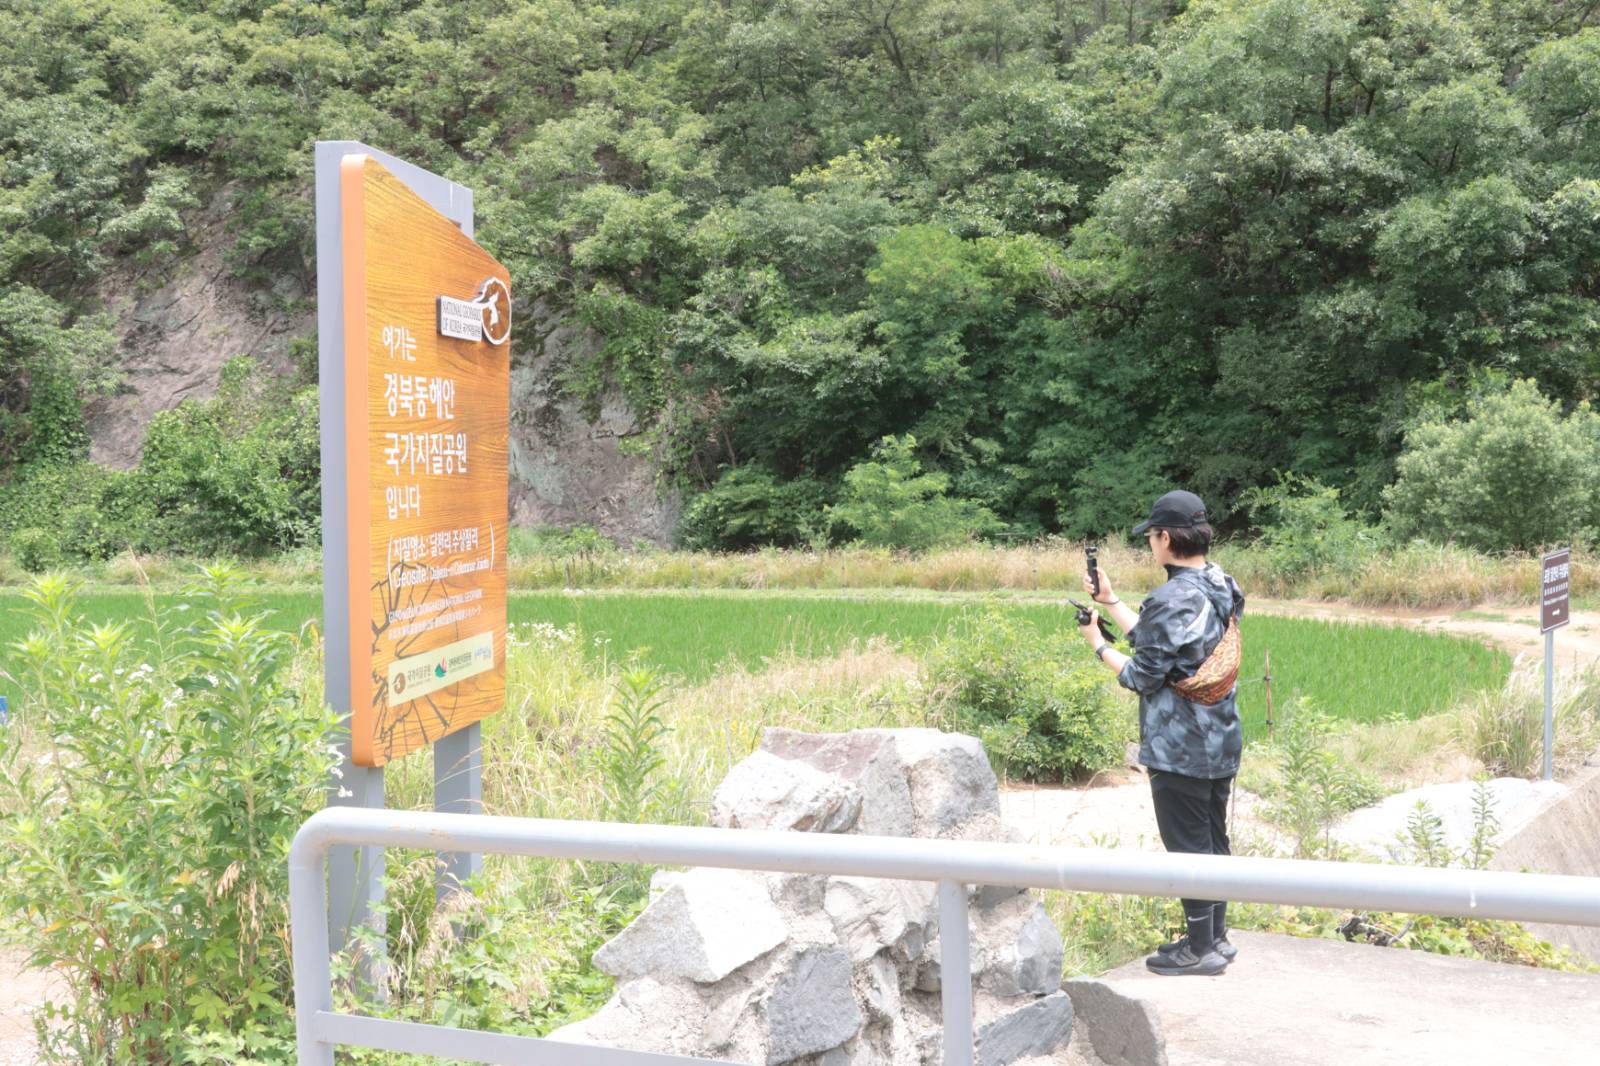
[1457,659,1600,778]
[4,537,1592,609]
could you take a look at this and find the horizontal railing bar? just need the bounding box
[315,1012,732,1065]
[291,807,1600,929]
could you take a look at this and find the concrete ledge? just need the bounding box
[1071,930,1600,1066]
[1491,765,1600,963]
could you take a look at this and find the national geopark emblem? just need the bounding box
[437,276,511,345]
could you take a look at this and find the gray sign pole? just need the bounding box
[1544,628,1554,782]
[1539,547,1572,783]
[315,142,484,958]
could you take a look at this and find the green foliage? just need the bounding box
[7,527,59,573]
[135,357,321,556]
[507,524,621,559]
[0,568,337,1061]
[829,436,1001,551]
[1458,660,1600,779]
[0,286,116,473]
[7,0,1600,551]
[1261,702,1382,858]
[678,468,829,551]
[923,610,1128,782]
[599,668,671,825]
[1244,474,1378,578]
[1383,379,1599,552]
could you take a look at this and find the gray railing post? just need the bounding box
[937,880,974,1066]
[290,827,336,1066]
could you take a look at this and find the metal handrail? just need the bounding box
[290,806,1600,1065]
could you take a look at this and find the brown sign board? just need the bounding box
[1542,548,1571,634]
[340,155,510,767]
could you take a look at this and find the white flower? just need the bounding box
[337,787,354,798]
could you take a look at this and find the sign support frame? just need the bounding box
[1539,547,1571,783]
[315,140,485,956]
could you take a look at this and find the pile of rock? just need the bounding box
[550,727,1074,1065]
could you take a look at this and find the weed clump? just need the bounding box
[922,610,1129,783]
[0,567,336,1061]
[1457,660,1600,778]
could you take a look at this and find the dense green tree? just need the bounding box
[3,0,1600,554]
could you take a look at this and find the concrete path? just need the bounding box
[1067,930,1600,1066]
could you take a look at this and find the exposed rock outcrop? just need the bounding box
[551,727,1072,1064]
[83,190,677,546]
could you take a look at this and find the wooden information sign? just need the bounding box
[340,155,510,767]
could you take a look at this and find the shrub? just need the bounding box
[1244,474,1378,578]
[1260,702,1382,858]
[0,461,139,554]
[678,468,829,550]
[1383,379,1599,552]
[0,567,337,1061]
[829,436,1001,552]
[508,523,620,558]
[134,356,321,556]
[923,610,1127,782]
[8,527,60,572]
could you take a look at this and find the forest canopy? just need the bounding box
[3,0,1600,550]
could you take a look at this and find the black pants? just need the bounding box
[1150,770,1232,928]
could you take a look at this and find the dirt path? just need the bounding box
[0,948,56,1065]
[1250,598,1600,665]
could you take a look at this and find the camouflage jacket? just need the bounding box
[1116,563,1245,780]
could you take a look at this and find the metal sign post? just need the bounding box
[316,141,503,960]
[1540,547,1571,782]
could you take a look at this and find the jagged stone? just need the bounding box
[711,750,864,833]
[593,868,786,983]
[765,945,864,1064]
[825,876,937,963]
[861,953,902,1022]
[977,898,1066,998]
[546,976,707,1053]
[976,992,1074,1066]
[762,729,917,837]
[889,729,1002,838]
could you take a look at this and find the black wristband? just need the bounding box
[1094,644,1112,661]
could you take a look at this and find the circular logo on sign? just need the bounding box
[393,672,406,695]
[476,277,511,346]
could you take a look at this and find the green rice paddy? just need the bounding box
[0,588,1509,739]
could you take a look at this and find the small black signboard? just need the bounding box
[1542,548,1571,633]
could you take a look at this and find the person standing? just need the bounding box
[1078,490,1245,976]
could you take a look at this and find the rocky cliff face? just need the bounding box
[84,187,310,470]
[508,302,679,547]
[81,192,676,546]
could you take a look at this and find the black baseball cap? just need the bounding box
[1132,490,1208,535]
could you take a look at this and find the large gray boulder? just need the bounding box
[556,728,1074,1065]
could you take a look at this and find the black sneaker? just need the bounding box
[1158,932,1238,962]
[1146,943,1229,976]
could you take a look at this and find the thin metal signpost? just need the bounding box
[1539,547,1571,782]
[315,141,488,962]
